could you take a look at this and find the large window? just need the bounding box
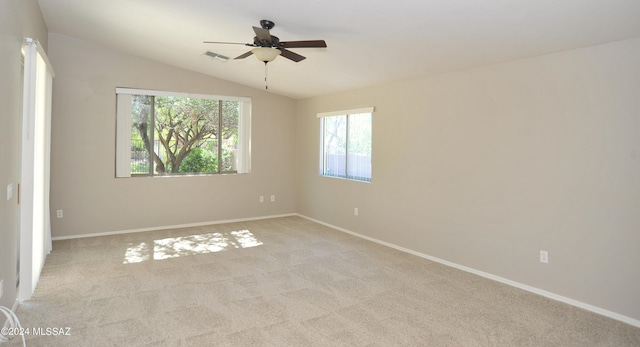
[116,88,251,177]
[319,107,373,182]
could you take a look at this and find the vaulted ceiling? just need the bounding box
[37,0,640,99]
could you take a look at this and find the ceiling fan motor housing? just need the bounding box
[254,35,280,47]
[260,19,275,30]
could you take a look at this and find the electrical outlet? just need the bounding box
[259,196,264,203]
[270,195,276,202]
[6,183,12,201]
[57,209,63,218]
[540,250,549,264]
[354,208,359,216]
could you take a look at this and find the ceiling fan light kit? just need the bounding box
[251,47,281,62]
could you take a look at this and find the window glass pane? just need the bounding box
[323,115,347,178]
[220,100,239,172]
[131,95,153,174]
[347,112,372,181]
[151,96,218,174]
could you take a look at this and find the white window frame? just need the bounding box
[318,107,374,182]
[115,88,251,177]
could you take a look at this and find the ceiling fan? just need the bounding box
[204,20,327,63]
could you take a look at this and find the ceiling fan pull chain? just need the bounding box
[264,61,269,90]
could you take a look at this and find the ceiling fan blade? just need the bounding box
[203,41,252,46]
[280,40,327,48]
[234,51,254,60]
[278,48,306,62]
[253,26,272,43]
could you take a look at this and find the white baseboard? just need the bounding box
[296,214,640,329]
[51,213,297,241]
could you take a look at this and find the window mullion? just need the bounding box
[218,100,223,173]
[344,115,349,179]
[149,96,155,175]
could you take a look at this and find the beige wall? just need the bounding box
[47,33,297,238]
[0,0,49,308]
[296,38,640,321]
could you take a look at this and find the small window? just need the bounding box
[116,88,251,177]
[319,107,373,182]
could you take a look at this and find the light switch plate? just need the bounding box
[540,250,549,264]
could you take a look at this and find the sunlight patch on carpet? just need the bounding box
[123,229,263,264]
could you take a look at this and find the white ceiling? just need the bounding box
[37,0,640,99]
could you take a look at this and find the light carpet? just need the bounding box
[7,216,640,346]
